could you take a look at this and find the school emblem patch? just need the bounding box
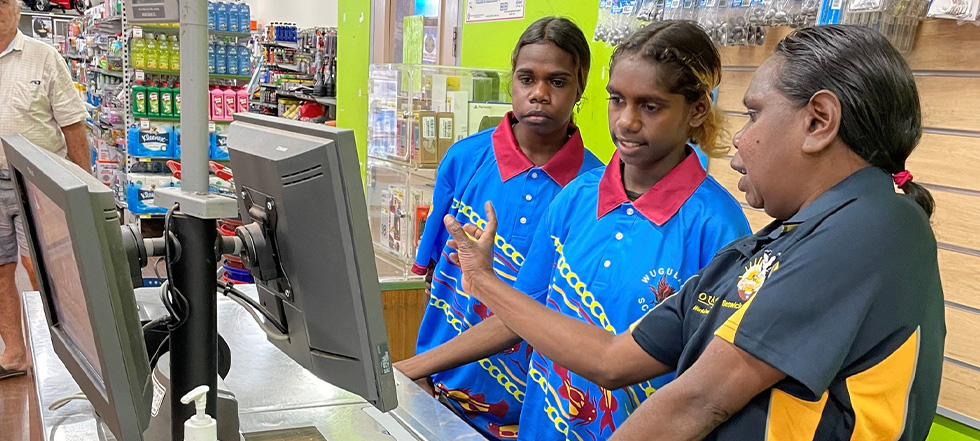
[737,250,779,301]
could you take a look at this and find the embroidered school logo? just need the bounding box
[737,250,779,301]
[639,268,682,311]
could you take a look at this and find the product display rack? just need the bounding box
[75,1,253,223]
[250,25,338,122]
[365,64,513,281]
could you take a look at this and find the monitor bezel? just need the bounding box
[2,135,152,440]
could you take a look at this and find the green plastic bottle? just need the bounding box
[145,33,157,70]
[169,34,180,72]
[156,34,169,71]
[148,82,161,117]
[173,83,181,117]
[131,33,146,69]
[160,83,174,116]
[132,81,148,117]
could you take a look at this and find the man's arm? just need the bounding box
[610,337,786,441]
[395,315,521,381]
[61,122,89,169]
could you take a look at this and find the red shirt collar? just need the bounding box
[492,112,585,187]
[597,148,707,225]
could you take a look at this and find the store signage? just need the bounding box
[125,0,180,24]
[466,0,525,22]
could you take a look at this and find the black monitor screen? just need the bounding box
[24,180,104,384]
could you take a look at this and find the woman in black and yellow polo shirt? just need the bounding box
[439,24,944,441]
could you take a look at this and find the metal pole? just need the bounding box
[179,0,209,194]
[168,214,218,440]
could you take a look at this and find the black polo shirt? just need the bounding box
[631,167,945,440]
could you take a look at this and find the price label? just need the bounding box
[135,70,145,81]
[140,118,150,129]
[208,122,216,132]
[133,27,143,38]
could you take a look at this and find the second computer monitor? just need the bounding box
[227,114,397,412]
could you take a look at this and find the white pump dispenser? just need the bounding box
[180,385,217,441]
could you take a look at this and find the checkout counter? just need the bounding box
[23,284,481,441]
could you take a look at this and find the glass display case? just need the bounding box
[366,64,512,281]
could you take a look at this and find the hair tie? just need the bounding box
[893,170,913,187]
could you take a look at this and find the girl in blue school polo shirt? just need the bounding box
[394,17,602,440]
[511,22,750,441]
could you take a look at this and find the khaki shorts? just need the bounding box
[0,174,29,265]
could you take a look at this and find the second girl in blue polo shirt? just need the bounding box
[511,22,750,441]
[394,17,603,439]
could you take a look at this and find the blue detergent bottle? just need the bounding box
[238,44,251,76]
[207,40,216,73]
[215,40,227,74]
[239,1,250,33]
[228,1,239,33]
[216,1,228,31]
[207,1,215,30]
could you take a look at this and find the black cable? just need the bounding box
[216,279,287,334]
[148,334,171,370]
[152,256,165,280]
[163,202,189,330]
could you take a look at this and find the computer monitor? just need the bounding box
[227,114,397,412]
[1,135,152,439]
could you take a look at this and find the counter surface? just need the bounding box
[23,285,482,441]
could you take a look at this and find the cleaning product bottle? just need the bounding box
[207,40,216,73]
[210,85,225,121]
[157,33,170,71]
[216,1,227,32]
[173,83,181,117]
[169,34,180,71]
[180,386,217,441]
[223,86,237,119]
[238,0,250,33]
[215,40,226,75]
[227,1,239,33]
[145,33,158,70]
[131,32,146,69]
[207,1,215,30]
[238,44,250,77]
[132,81,147,117]
[148,82,161,117]
[161,83,173,116]
[236,87,250,114]
[227,42,239,76]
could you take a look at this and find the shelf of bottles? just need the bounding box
[251,24,337,122]
[74,0,253,216]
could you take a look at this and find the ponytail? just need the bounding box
[897,178,935,219]
[693,102,729,158]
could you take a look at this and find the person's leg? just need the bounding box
[0,178,28,371]
[17,213,37,291]
[0,261,27,371]
[21,255,37,291]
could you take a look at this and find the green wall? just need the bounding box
[337,0,372,173]
[458,2,979,440]
[460,0,615,163]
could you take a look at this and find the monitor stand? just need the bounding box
[144,353,240,441]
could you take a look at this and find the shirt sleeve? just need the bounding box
[512,203,560,303]
[412,157,456,275]
[712,207,898,398]
[47,51,89,128]
[630,274,698,368]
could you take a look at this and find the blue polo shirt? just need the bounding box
[513,150,750,441]
[413,112,603,439]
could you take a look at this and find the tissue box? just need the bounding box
[126,173,176,215]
